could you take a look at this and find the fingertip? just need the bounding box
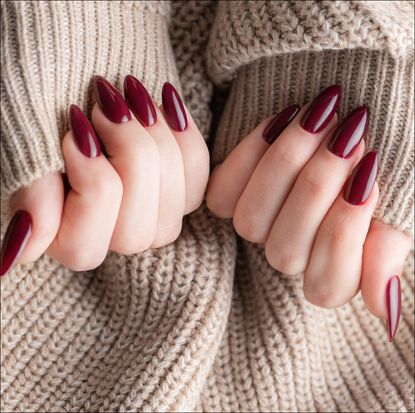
[361,220,410,324]
[2,172,64,274]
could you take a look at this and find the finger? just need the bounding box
[265,106,368,275]
[360,220,411,341]
[206,105,300,218]
[0,172,63,276]
[92,77,160,253]
[304,151,379,308]
[47,106,122,271]
[233,85,341,244]
[161,82,210,215]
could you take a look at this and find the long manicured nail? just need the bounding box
[124,75,157,127]
[343,151,377,205]
[263,104,300,144]
[93,76,131,123]
[329,106,369,158]
[69,105,101,158]
[386,275,401,342]
[0,210,32,276]
[162,82,188,131]
[301,85,341,133]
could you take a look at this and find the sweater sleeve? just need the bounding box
[0,0,176,200]
[205,0,414,234]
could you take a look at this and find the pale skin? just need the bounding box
[4,85,412,325]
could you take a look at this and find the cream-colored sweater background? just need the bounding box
[1,1,414,412]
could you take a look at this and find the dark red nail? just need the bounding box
[69,105,101,158]
[162,82,188,131]
[329,106,369,158]
[343,151,377,205]
[124,75,157,127]
[0,210,32,276]
[263,104,300,144]
[301,85,341,133]
[93,76,131,123]
[386,275,401,342]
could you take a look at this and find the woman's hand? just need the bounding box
[1,76,209,273]
[206,85,412,341]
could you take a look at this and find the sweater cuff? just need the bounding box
[1,0,175,199]
[211,50,414,234]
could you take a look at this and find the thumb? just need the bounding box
[1,172,63,276]
[361,219,412,341]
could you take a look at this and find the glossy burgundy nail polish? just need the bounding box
[69,105,101,158]
[124,75,157,127]
[162,82,188,131]
[343,151,377,205]
[0,210,32,276]
[386,275,401,342]
[93,76,132,123]
[329,106,369,158]
[263,104,300,144]
[301,85,341,133]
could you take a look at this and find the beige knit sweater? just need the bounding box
[1,1,414,412]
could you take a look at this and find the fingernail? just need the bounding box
[301,85,341,133]
[343,151,377,205]
[69,105,101,158]
[161,82,188,131]
[263,104,300,144]
[93,75,131,123]
[386,275,401,342]
[329,106,369,158]
[0,210,32,276]
[124,75,157,127]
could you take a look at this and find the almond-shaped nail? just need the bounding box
[0,210,32,276]
[329,106,369,158]
[301,85,341,133]
[343,151,377,205]
[93,76,132,123]
[124,75,157,127]
[69,105,101,158]
[386,275,401,342]
[162,82,188,131]
[263,104,300,144]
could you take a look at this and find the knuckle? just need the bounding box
[89,168,123,201]
[111,232,154,255]
[298,168,331,197]
[152,222,182,248]
[271,143,304,169]
[320,215,354,248]
[233,212,266,244]
[206,190,233,219]
[65,249,106,272]
[265,245,304,275]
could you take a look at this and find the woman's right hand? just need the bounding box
[1,76,209,274]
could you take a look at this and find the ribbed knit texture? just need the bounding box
[1,1,414,412]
